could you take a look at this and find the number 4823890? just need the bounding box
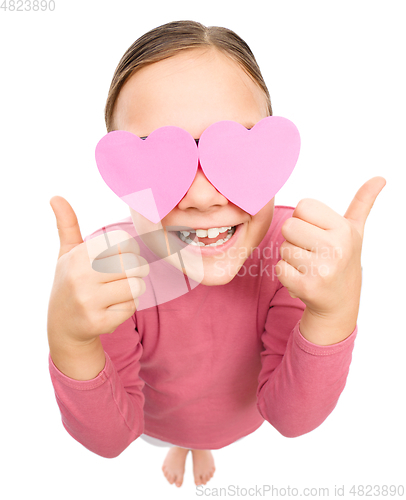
[1,0,56,10]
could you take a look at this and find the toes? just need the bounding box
[195,469,216,485]
[202,471,214,483]
[162,468,183,486]
[163,470,175,484]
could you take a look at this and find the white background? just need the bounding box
[1,1,405,498]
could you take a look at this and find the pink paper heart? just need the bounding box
[95,127,199,223]
[198,116,300,215]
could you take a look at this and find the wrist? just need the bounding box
[49,334,106,381]
[299,307,357,346]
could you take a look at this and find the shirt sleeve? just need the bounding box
[256,281,358,438]
[48,315,145,458]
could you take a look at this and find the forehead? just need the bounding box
[113,47,268,138]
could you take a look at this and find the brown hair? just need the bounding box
[105,20,272,132]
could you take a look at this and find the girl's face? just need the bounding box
[113,47,274,286]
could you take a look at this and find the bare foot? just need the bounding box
[191,449,216,486]
[162,446,190,487]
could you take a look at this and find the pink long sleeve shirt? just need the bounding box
[48,205,358,458]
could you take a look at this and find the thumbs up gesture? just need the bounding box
[47,196,149,346]
[275,177,386,346]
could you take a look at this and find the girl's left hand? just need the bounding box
[275,177,386,326]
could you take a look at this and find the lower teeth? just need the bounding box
[178,226,237,247]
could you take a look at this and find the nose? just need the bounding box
[177,163,229,212]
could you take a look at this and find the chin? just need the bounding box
[199,275,236,287]
[198,265,241,286]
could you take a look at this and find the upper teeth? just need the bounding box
[180,226,233,238]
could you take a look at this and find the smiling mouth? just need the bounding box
[175,225,239,247]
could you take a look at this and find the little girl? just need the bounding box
[47,20,385,489]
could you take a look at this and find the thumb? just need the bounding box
[343,176,386,239]
[50,196,84,258]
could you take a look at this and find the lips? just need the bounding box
[178,225,237,246]
[180,221,245,255]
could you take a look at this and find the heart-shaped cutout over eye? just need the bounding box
[95,127,199,223]
[198,116,300,215]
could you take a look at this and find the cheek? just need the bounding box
[129,208,162,236]
[252,200,275,227]
[246,202,275,241]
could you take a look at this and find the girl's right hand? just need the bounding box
[47,196,149,346]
